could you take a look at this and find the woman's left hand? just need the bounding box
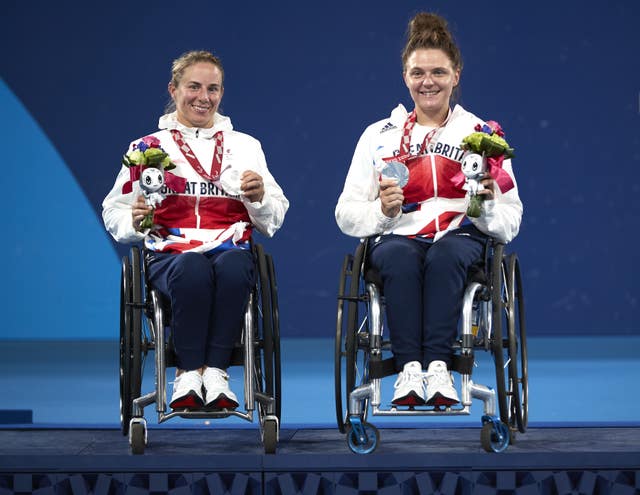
[240,170,265,203]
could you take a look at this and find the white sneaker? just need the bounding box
[203,367,239,410]
[425,360,459,406]
[392,361,426,406]
[170,370,204,410]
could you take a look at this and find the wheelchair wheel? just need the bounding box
[262,417,278,455]
[346,421,380,454]
[254,244,281,424]
[490,246,528,435]
[119,247,143,437]
[265,251,282,421]
[506,253,528,433]
[335,243,368,433]
[480,419,510,453]
[129,420,147,455]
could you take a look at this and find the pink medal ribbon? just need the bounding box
[397,109,450,159]
[171,129,224,181]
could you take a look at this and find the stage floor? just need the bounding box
[1,426,640,470]
[2,427,639,494]
[2,337,640,493]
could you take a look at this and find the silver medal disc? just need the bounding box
[219,168,242,196]
[381,160,409,188]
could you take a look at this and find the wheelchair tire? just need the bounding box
[480,420,510,453]
[254,244,281,422]
[335,243,368,433]
[490,245,528,435]
[266,252,282,422]
[489,244,509,427]
[129,420,146,455]
[335,252,352,433]
[262,418,278,454]
[119,247,143,437]
[346,421,380,454]
[507,253,528,433]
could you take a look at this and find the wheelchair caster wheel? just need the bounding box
[480,419,509,453]
[346,421,379,454]
[129,419,147,455]
[263,418,278,454]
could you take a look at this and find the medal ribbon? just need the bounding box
[170,129,224,181]
[399,109,451,158]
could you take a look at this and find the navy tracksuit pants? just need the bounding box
[146,248,255,371]
[368,225,487,372]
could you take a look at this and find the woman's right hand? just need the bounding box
[379,178,404,218]
[132,195,153,231]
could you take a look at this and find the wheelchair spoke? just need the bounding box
[357,317,368,333]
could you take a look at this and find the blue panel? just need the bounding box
[0,410,32,424]
[0,80,120,339]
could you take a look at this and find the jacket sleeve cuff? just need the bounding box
[374,198,401,230]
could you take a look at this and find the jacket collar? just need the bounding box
[157,111,233,139]
[388,103,464,128]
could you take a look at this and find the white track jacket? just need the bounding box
[103,112,289,253]
[335,104,522,243]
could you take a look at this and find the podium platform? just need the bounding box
[1,426,639,494]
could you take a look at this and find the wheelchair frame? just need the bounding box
[119,243,281,454]
[335,238,528,453]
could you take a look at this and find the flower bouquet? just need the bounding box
[459,121,515,217]
[121,136,183,229]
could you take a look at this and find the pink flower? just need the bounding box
[485,120,505,137]
[142,135,161,148]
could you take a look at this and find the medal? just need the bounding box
[380,160,409,188]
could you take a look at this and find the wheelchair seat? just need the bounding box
[335,236,528,454]
[119,242,281,454]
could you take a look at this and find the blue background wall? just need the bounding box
[1,0,638,340]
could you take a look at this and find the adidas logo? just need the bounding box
[380,122,396,133]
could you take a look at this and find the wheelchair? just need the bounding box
[119,242,281,454]
[335,236,528,454]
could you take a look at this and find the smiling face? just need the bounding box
[169,61,224,128]
[403,48,460,126]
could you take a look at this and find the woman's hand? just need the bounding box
[132,195,153,231]
[379,178,404,218]
[240,170,265,203]
[477,173,496,200]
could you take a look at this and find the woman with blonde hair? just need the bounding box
[103,50,289,411]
